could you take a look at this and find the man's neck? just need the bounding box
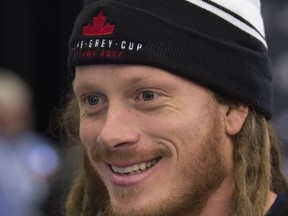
[191,175,277,216]
[198,175,234,216]
[264,192,277,214]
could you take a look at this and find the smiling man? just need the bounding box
[62,0,288,215]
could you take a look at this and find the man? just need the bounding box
[62,0,288,215]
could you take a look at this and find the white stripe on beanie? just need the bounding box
[185,0,267,48]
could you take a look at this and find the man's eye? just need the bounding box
[86,95,99,105]
[140,91,156,101]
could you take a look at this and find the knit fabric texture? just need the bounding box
[68,0,272,118]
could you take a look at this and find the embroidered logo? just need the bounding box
[73,10,143,60]
[82,11,115,36]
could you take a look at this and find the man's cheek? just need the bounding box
[79,124,94,151]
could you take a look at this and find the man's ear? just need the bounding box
[225,104,248,136]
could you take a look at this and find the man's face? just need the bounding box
[73,65,234,216]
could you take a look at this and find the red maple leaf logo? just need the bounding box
[82,11,115,36]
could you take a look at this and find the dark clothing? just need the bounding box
[268,193,288,216]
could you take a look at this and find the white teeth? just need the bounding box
[124,166,133,173]
[139,163,146,170]
[146,161,152,168]
[111,159,158,175]
[133,164,139,171]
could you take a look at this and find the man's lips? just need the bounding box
[97,157,163,187]
[109,158,160,175]
[106,157,161,175]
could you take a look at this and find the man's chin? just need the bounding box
[104,200,160,216]
[104,187,150,216]
[105,203,138,216]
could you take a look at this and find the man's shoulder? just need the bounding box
[268,193,288,216]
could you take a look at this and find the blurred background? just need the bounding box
[0,0,287,215]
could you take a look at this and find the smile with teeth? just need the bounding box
[110,158,159,175]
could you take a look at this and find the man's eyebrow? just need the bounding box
[72,74,172,95]
[72,81,98,93]
[125,76,153,85]
[73,75,153,88]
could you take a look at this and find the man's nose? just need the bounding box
[96,103,140,149]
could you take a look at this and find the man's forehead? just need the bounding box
[73,65,204,97]
[74,65,178,84]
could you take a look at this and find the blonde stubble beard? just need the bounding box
[85,112,229,216]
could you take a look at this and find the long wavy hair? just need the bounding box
[60,90,288,216]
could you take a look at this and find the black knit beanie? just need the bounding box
[68,0,272,119]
